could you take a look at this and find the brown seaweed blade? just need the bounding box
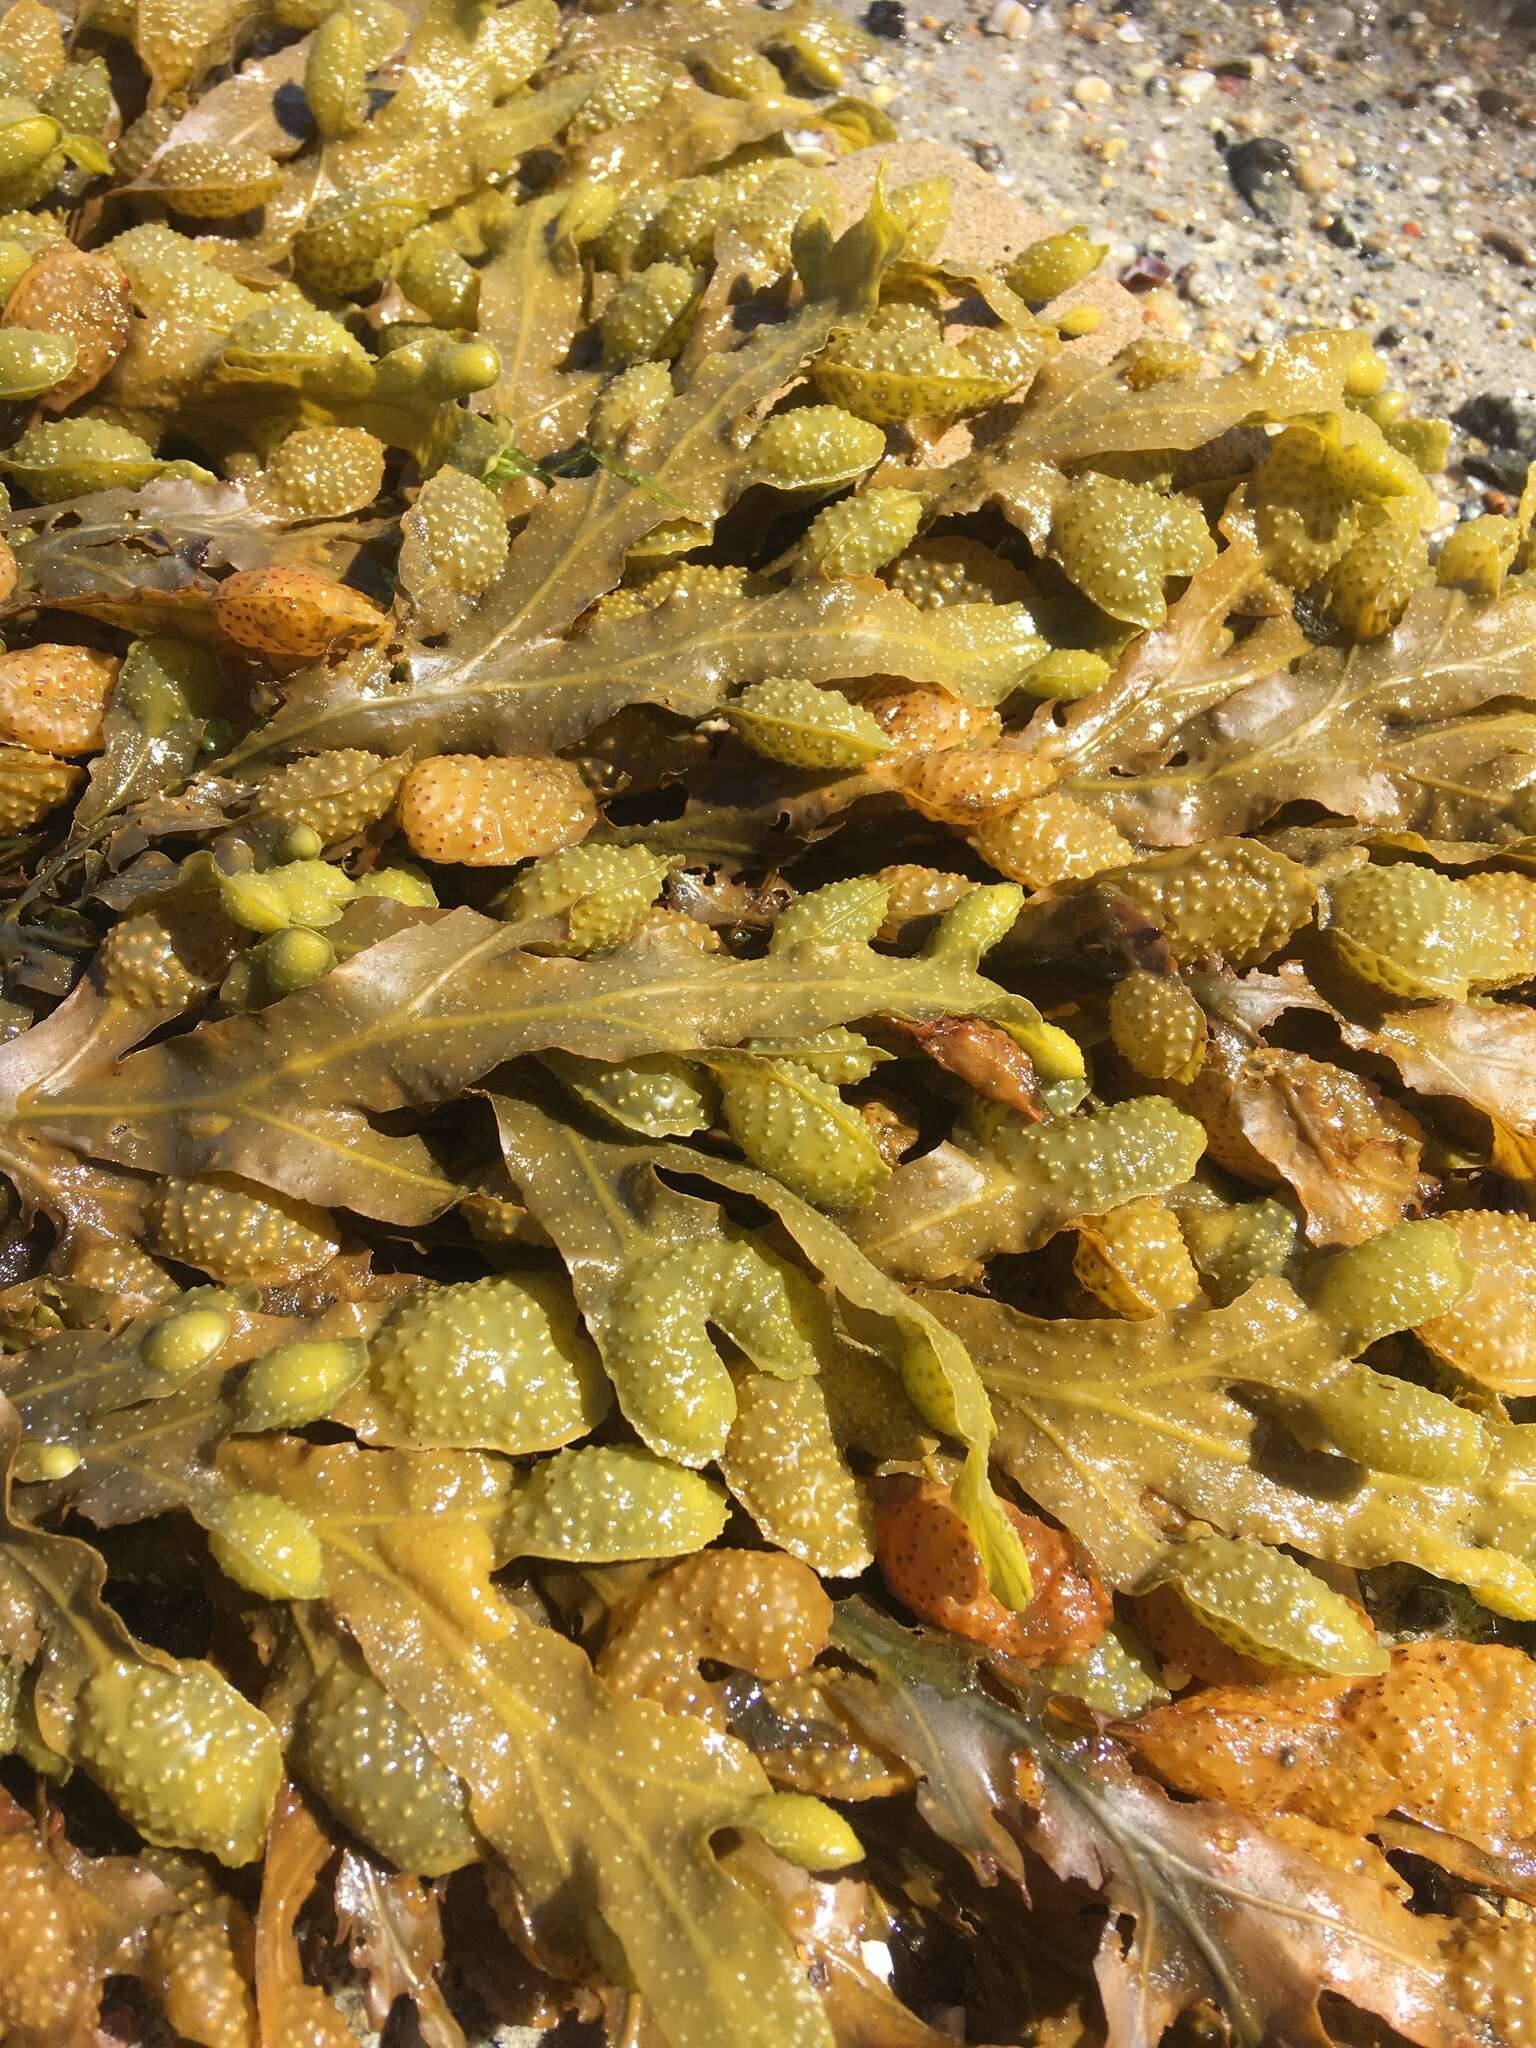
[22,909,1053,1222]
[229,1435,838,2048]
[1059,587,1536,846]
[927,1278,1536,1614]
[219,575,1049,765]
[829,1602,1470,2048]
[221,185,907,771]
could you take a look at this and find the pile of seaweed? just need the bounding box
[0,1,1534,2043]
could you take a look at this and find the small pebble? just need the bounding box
[864,0,907,34]
[1172,68,1215,104]
[1072,74,1114,106]
[983,0,1030,36]
[1225,135,1297,225]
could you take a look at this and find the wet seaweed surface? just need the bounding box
[0,3,1534,2045]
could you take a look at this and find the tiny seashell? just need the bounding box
[985,0,1032,37]
[783,126,838,164]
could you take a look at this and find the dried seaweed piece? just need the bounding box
[332,1854,460,2048]
[1171,1025,1426,1247]
[252,1786,354,2048]
[885,1012,1045,1118]
[829,1600,1469,2048]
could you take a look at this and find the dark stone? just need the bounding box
[1225,135,1297,226]
[1326,215,1360,249]
[1292,588,1354,647]
[1454,391,1536,459]
[1374,322,1406,348]
[972,139,1005,172]
[864,0,907,36]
